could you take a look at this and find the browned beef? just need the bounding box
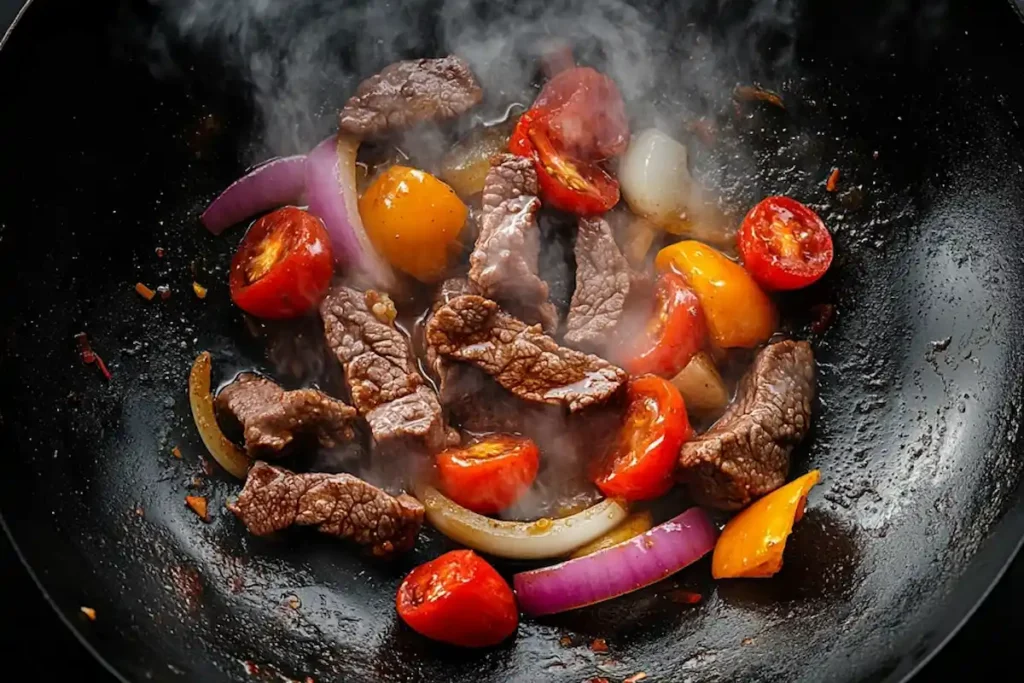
[679,340,815,510]
[227,462,423,557]
[338,56,483,138]
[469,154,558,332]
[425,294,626,412]
[320,286,446,454]
[565,216,644,348]
[215,374,357,457]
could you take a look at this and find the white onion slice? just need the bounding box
[415,485,629,560]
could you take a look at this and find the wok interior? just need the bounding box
[2,0,1024,681]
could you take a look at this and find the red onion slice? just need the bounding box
[305,135,395,289]
[513,507,718,616]
[200,155,307,235]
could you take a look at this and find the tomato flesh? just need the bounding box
[593,376,692,501]
[532,66,630,160]
[509,110,619,215]
[397,550,518,648]
[436,435,540,514]
[737,196,834,291]
[229,207,334,319]
[623,272,706,377]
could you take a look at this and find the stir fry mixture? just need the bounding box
[192,52,834,648]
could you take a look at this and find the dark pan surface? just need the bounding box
[2,1,1024,681]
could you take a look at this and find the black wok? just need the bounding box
[3,0,1024,681]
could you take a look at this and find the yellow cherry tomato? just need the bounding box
[655,240,776,348]
[711,470,820,579]
[359,166,467,283]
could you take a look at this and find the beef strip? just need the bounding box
[320,286,447,454]
[227,461,423,557]
[469,154,558,332]
[425,294,626,412]
[678,340,815,510]
[565,215,643,348]
[338,56,483,138]
[216,374,357,458]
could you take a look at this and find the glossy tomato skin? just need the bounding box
[436,435,540,514]
[229,207,334,319]
[509,110,619,215]
[533,66,629,160]
[594,376,692,501]
[396,550,518,648]
[623,272,707,377]
[738,196,834,291]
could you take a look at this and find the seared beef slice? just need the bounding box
[320,287,446,454]
[425,294,626,412]
[469,154,558,332]
[228,462,423,556]
[339,55,482,138]
[679,340,815,510]
[565,216,636,347]
[216,374,357,457]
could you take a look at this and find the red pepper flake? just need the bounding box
[135,282,157,300]
[193,281,208,299]
[243,661,260,676]
[733,84,785,109]
[155,247,165,258]
[80,606,97,621]
[172,446,182,459]
[590,638,609,653]
[624,673,648,683]
[670,589,703,605]
[185,495,209,521]
[810,303,836,335]
[157,285,171,300]
[75,332,112,381]
[825,167,840,192]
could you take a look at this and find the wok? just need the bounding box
[2,0,1024,681]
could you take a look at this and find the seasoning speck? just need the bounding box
[80,606,97,621]
[157,285,171,300]
[155,247,166,258]
[185,495,209,521]
[559,635,573,648]
[172,446,182,459]
[742,637,756,646]
[136,282,157,300]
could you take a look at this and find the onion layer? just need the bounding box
[200,155,307,235]
[415,485,629,560]
[305,135,395,289]
[188,352,250,479]
[513,507,718,616]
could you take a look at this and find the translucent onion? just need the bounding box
[188,352,250,479]
[671,351,730,415]
[415,484,629,560]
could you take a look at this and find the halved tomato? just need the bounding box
[436,435,540,515]
[737,196,834,291]
[532,66,629,160]
[622,272,706,378]
[509,110,619,215]
[229,207,334,319]
[593,376,692,501]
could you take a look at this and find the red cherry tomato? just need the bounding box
[737,196,834,291]
[436,435,540,515]
[532,66,629,160]
[622,272,706,377]
[593,376,692,501]
[509,110,619,215]
[396,550,518,648]
[229,207,334,319]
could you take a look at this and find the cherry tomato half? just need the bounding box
[436,435,540,515]
[593,376,692,501]
[509,109,620,216]
[396,550,518,648]
[533,66,630,160]
[737,196,834,291]
[228,207,334,319]
[623,272,707,378]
